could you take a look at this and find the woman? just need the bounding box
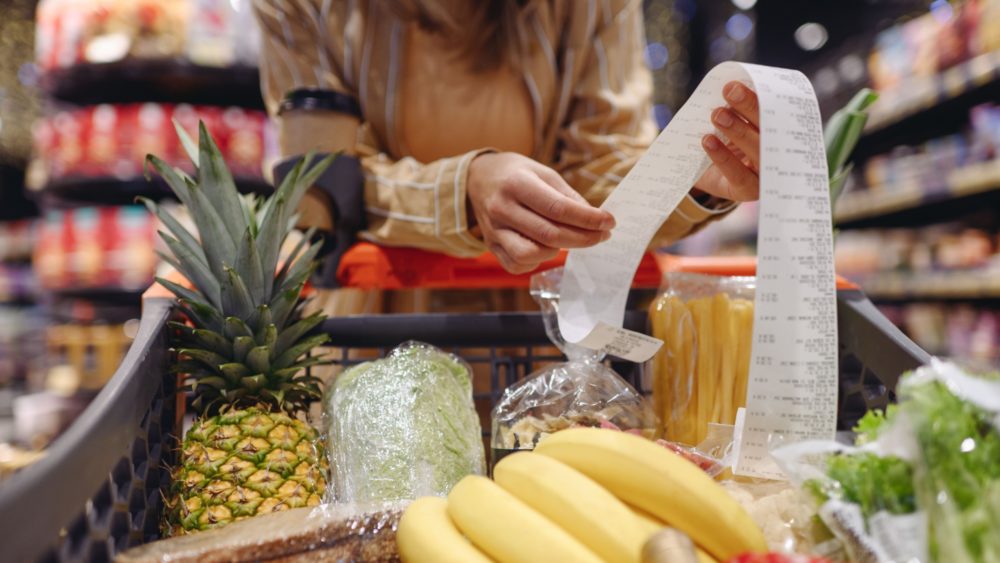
[252,0,760,307]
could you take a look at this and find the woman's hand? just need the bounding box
[468,152,615,274]
[695,81,761,202]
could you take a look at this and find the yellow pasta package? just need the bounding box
[649,272,755,446]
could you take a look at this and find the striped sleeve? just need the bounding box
[253,1,486,257]
[357,146,490,258]
[253,0,350,114]
[555,0,736,247]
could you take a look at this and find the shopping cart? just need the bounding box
[0,244,930,562]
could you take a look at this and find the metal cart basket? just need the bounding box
[0,249,930,562]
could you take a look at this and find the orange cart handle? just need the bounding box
[336,243,858,290]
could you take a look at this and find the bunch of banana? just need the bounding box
[397,428,767,563]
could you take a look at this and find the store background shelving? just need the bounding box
[0,0,273,468]
[0,0,44,455]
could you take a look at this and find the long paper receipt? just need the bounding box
[558,62,837,479]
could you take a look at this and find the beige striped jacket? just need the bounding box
[252,0,735,258]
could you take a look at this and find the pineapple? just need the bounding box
[142,122,335,535]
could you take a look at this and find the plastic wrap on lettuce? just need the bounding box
[773,360,1000,563]
[325,342,485,503]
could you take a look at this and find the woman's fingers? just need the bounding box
[493,203,611,249]
[513,175,615,231]
[532,164,591,203]
[490,228,559,273]
[701,134,759,201]
[711,107,759,171]
[723,81,759,128]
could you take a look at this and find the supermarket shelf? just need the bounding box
[834,159,1000,229]
[858,270,1000,302]
[47,287,147,302]
[40,60,264,109]
[856,51,1000,158]
[35,175,272,208]
[0,297,37,307]
[0,164,40,222]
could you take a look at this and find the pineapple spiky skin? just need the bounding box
[144,121,338,536]
[164,407,327,535]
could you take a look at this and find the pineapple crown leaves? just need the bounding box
[146,120,337,416]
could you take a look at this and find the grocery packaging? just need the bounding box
[144,123,335,535]
[30,103,271,187]
[719,479,839,558]
[774,359,1000,563]
[34,0,260,71]
[326,341,485,503]
[117,504,402,563]
[33,206,158,291]
[649,271,754,446]
[491,267,658,466]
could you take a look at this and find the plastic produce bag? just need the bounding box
[490,268,658,468]
[773,359,1000,563]
[325,342,485,503]
[649,272,755,446]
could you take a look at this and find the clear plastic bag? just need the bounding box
[325,342,485,503]
[490,268,658,468]
[117,503,403,562]
[773,360,1000,563]
[648,272,755,446]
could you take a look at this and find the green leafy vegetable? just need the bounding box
[901,379,1000,561]
[852,404,896,446]
[806,451,916,519]
[805,366,1000,562]
[325,342,485,503]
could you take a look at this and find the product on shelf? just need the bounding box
[327,342,485,503]
[46,323,134,390]
[867,0,999,92]
[33,206,158,291]
[879,303,1000,364]
[34,0,260,72]
[12,389,93,450]
[858,103,1000,195]
[835,224,999,278]
[0,306,46,386]
[145,126,335,536]
[0,264,39,304]
[0,220,37,263]
[30,103,272,188]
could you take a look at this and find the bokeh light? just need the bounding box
[644,42,670,70]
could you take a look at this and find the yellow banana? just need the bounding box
[630,505,667,538]
[493,452,648,563]
[447,475,602,563]
[534,428,766,561]
[396,496,491,563]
